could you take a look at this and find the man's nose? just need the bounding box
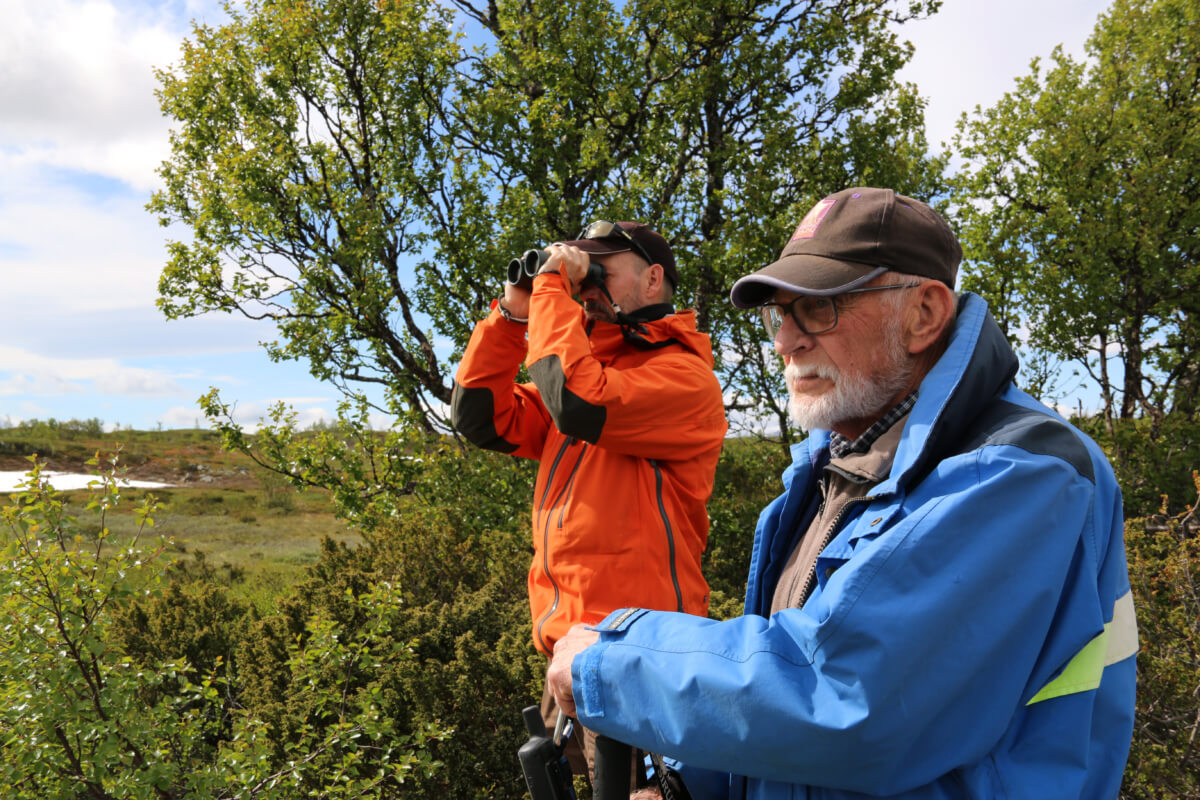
[773,316,813,356]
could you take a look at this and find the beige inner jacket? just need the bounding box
[771,415,909,613]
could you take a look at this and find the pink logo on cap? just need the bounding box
[790,197,838,240]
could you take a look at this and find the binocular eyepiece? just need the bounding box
[507,249,606,292]
[506,249,548,291]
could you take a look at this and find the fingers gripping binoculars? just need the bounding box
[507,249,606,292]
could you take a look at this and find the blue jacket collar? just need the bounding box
[787,293,1019,495]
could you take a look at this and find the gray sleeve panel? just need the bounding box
[959,400,1096,483]
[527,354,607,444]
[450,383,519,454]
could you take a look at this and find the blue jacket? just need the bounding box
[572,294,1137,799]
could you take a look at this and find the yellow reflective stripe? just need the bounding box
[1027,590,1138,706]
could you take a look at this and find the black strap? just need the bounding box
[649,753,692,800]
[616,304,681,351]
[585,273,681,350]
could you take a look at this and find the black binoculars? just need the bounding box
[507,249,606,292]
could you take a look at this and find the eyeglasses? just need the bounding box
[759,283,920,339]
[579,220,656,268]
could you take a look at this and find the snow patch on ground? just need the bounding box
[0,471,171,493]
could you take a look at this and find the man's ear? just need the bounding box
[644,262,666,300]
[906,281,957,356]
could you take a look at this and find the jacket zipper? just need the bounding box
[556,457,582,529]
[535,439,587,652]
[794,495,875,608]
[651,459,684,612]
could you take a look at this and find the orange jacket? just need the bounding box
[452,270,727,654]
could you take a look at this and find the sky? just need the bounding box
[0,0,1114,433]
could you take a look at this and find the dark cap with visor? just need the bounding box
[558,221,679,289]
[729,187,960,308]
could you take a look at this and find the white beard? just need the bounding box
[785,322,913,433]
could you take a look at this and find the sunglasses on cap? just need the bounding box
[578,220,657,269]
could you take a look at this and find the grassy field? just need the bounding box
[1,423,363,606]
[99,486,362,604]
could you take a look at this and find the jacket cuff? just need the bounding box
[574,608,649,721]
[479,304,533,346]
[533,268,572,295]
[589,607,650,633]
[573,632,611,722]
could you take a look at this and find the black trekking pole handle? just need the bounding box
[592,734,632,800]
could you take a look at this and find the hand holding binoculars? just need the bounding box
[507,248,606,292]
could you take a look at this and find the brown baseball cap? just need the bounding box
[729,187,960,308]
[558,221,680,288]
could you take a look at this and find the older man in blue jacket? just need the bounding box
[547,187,1137,799]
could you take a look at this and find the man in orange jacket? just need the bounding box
[452,221,726,782]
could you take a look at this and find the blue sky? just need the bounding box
[1,0,1113,432]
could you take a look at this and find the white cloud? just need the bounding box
[0,371,85,397]
[0,3,224,321]
[274,396,335,406]
[0,0,191,191]
[157,403,224,429]
[0,345,184,397]
[3,401,52,421]
[0,180,171,313]
[93,367,183,396]
[897,0,1111,149]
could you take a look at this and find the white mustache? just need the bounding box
[784,362,838,382]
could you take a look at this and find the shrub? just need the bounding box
[705,438,791,618]
[0,456,446,799]
[1122,480,1200,799]
[68,416,1200,798]
[235,500,542,799]
[1075,414,1200,519]
[257,467,296,513]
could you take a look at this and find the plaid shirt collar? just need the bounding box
[828,392,918,459]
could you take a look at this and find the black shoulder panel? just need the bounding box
[450,383,519,454]
[527,354,607,444]
[957,400,1095,483]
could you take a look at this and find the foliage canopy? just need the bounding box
[151,0,944,441]
[950,0,1200,423]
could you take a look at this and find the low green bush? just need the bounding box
[8,418,1198,798]
[1122,481,1200,799]
[1075,414,1200,519]
[1,457,446,799]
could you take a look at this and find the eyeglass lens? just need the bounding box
[761,296,838,338]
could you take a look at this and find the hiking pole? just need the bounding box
[518,706,576,800]
[592,734,632,800]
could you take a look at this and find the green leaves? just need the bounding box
[0,456,446,798]
[1123,480,1200,799]
[153,0,943,439]
[951,0,1200,422]
[0,456,173,798]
